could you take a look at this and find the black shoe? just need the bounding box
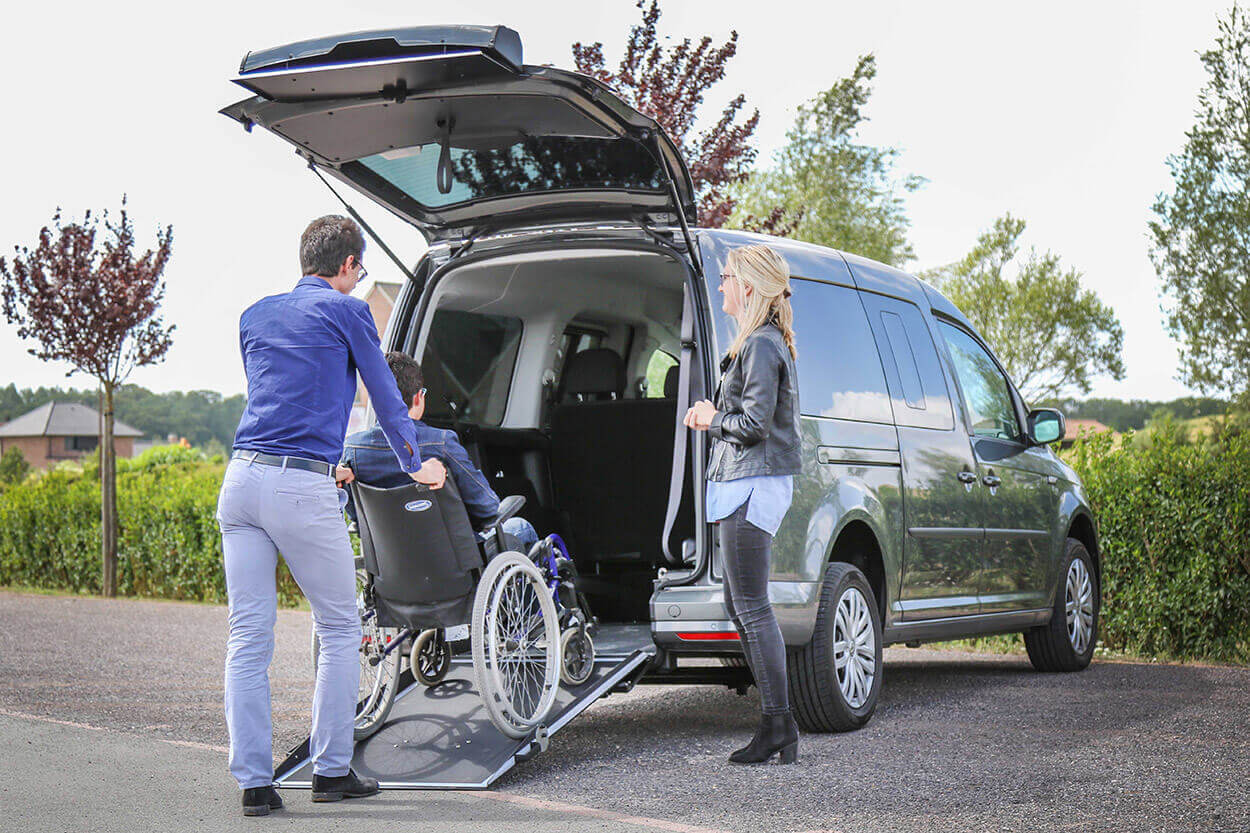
[311,769,380,802]
[242,785,283,817]
[729,712,799,765]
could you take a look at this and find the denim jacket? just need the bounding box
[341,419,501,529]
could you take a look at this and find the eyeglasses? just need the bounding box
[353,257,367,281]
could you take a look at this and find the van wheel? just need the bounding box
[1024,539,1099,672]
[788,561,882,732]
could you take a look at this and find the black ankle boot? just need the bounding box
[311,769,380,802]
[729,712,799,764]
[242,785,283,816]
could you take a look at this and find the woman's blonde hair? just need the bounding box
[724,244,798,361]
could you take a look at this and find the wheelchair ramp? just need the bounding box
[274,642,653,790]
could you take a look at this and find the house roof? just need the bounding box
[1066,417,1113,435]
[0,401,144,438]
[365,280,401,305]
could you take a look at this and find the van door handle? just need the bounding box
[956,471,977,484]
[982,474,1001,488]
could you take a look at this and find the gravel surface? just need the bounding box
[2,590,1248,832]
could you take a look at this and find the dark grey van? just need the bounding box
[224,24,1101,733]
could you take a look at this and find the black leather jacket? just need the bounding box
[707,323,801,481]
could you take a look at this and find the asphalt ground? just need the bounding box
[1,590,1247,832]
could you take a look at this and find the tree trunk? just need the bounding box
[101,382,118,597]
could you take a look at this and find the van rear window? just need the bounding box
[421,309,522,426]
[352,136,665,209]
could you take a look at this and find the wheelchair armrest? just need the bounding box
[490,495,526,530]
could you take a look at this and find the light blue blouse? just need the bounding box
[706,474,794,537]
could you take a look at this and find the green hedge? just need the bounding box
[0,450,303,606]
[1068,421,1250,663]
[2,430,1248,661]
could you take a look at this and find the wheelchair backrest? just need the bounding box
[351,476,484,607]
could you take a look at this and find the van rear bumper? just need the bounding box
[650,580,821,651]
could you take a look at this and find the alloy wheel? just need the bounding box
[1065,558,1095,655]
[833,586,876,709]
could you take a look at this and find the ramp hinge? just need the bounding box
[515,725,549,762]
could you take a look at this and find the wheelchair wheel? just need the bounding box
[411,628,452,686]
[559,628,595,686]
[311,577,402,741]
[471,551,561,738]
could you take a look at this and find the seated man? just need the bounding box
[341,351,539,550]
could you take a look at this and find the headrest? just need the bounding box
[663,364,680,398]
[560,348,624,402]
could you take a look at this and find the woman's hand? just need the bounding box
[411,457,447,489]
[683,399,718,431]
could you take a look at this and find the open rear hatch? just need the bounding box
[221,25,697,242]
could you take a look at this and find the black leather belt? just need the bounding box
[231,449,333,477]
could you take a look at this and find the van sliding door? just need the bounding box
[859,292,983,619]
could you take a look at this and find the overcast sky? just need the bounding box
[0,0,1234,402]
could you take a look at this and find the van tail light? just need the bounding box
[676,632,740,641]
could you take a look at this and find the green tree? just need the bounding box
[730,54,924,265]
[1150,5,1250,403]
[924,215,1124,404]
[0,199,174,597]
[0,447,31,485]
[0,383,246,448]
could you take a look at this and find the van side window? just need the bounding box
[879,311,924,409]
[789,278,892,424]
[935,320,1023,442]
[422,309,523,426]
[644,349,677,398]
[858,293,955,430]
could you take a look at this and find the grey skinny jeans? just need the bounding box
[718,501,790,715]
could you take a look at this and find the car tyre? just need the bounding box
[788,561,882,732]
[1025,538,1099,672]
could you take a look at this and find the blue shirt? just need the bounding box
[706,475,794,537]
[232,275,424,471]
[342,419,501,529]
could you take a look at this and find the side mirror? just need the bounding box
[1027,408,1066,445]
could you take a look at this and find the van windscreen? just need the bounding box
[351,136,666,209]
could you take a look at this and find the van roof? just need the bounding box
[699,229,974,331]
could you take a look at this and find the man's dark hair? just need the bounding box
[300,215,365,277]
[386,351,425,406]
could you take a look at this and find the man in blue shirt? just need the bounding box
[341,351,539,549]
[217,216,446,816]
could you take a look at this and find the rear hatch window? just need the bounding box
[353,136,665,210]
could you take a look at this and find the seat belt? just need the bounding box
[662,285,695,567]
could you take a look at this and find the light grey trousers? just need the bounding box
[216,456,360,789]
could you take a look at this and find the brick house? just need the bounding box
[350,280,403,432]
[1059,417,1114,448]
[0,401,143,469]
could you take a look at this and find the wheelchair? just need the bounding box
[325,475,596,740]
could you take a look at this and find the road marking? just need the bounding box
[457,790,733,833]
[0,707,230,753]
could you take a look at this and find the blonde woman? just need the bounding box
[683,243,801,764]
